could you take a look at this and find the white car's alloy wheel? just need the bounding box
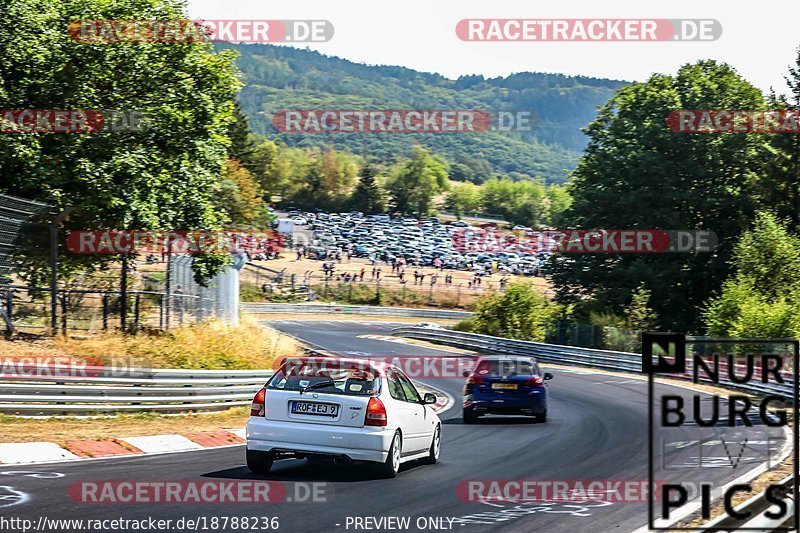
[391,435,401,473]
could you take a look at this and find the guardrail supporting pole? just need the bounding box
[133,294,141,334]
[49,225,58,333]
[5,288,12,319]
[60,293,67,335]
[102,294,109,331]
[120,254,128,332]
[164,253,171,331]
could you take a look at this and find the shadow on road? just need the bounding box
[202,459,426,482]
[443,416,540,425]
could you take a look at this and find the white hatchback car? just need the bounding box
[246,357,441,478]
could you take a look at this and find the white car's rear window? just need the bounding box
[268,363,380,396]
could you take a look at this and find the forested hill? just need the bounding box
[223,43,628,183]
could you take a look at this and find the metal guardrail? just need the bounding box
[391,326,797,531]
[390,327,795,398]
[242,302,473,319]
[0,368,274,415]
[0,340,459,416]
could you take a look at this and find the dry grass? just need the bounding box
[0,315,301,370]
[676,455,794,530]
[0,407,249,443]
[0,317,303,443]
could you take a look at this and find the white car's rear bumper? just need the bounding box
[246,417,395,463]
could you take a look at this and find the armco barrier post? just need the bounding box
[120,254,128,332]
[102,294,109,331]
[164,253,172,331]
[133,294,141,334]
[60,293,67,335]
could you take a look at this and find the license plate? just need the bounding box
[290,401,339,417]
[491,383,517,390]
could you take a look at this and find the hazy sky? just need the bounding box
[189,0,800,94]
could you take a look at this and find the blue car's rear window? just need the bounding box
[475,360,535,377]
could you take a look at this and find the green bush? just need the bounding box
[465,280,560,342]
[705,213,800,338]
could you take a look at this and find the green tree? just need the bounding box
[480,177,547,226]
[548,60,771,331]
[469,280,559,342]
[387,147,448,217]
[445,181,482,218]
[227,100,259,173]
[286,148,356,210]
[705,212,800,337]
[0,0,241,282]
[759,47,800,231]
[250,139,281,195]
[624,283,658,331]
[732,212,800,297]
[350,164,386,214]
[545,184,572,227]
[215,159,266,227]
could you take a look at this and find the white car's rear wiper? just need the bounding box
[299,379,335,395]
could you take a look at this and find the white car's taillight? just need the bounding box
[365,397,387,426]
[251,388,266,417]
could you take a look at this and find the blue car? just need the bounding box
[462,356,552,423]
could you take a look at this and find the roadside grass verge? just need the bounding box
[0,317,301,442]
[0,407,250,444]
[0,315,301,370]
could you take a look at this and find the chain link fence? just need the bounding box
[0,192,242,336]
[545,319,641,351]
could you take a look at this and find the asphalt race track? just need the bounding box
[4,320,787,533]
